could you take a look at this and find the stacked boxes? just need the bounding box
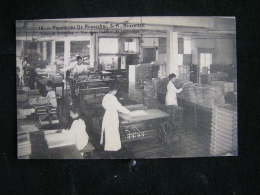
[29,96,49,106]
[210,104,238,156]
[128,64,160,105]
[143,80,159,108]
[128,83,143,104]
[135,64,151,82]
[194,85,224,109]
[27,89,40,98]
[178,83,197,105]
[135,64,159,85]
[209,72,229,81]
[178,83,225,110]
[178,65,190,81]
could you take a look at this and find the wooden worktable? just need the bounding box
[120,109,169,124]
[17,117,83,159]
[29,131,83,159]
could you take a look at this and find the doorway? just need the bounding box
[142,47,156,63]
[199,53,212,74]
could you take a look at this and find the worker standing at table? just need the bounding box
[100,82,132,152]
[65,56,89,78]
[165,73,183,106]
[65,56,89,105]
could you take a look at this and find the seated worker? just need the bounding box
[45,80,57,108]
[66,106,93,157]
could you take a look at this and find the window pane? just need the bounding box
[205,53,212,66]
[99,55,118,70]
[184,39,191,54]
[124,39,137,53]
[70,41,90,59]
[99,38,118,54]
[55,41,64,73]
[200,53,205,67]
[177,54,183,65]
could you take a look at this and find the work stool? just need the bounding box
[80,142,95,158]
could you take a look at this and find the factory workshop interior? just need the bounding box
[16,17,237,159]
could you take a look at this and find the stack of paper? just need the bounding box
[129,110,147,117]
[18,124,39,134]
[39,115,59,126]
[210,104,237,156]
[17,133,31,157]
[28,89,40,98]
[29,97,49,106]
[17,93,28,103]
[44,131,74,148]
[17,108,35,119]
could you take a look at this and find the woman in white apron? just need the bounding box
[165,73,183,106]
[100,83,131,151]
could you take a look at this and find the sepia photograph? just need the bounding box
[16,16,237,159]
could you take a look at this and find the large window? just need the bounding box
[184,38,192,54]
[99,55,119,70]
[99,38,119,54]
[70,41,90,61]
[200,53,212,74]
[55,41,65,72]
[123,38,138,53]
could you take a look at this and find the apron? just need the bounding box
[165,81,178,106]
[100,94,122,151]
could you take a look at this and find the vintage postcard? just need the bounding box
[16,17,237,159]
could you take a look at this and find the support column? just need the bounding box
[21,40,24,55]
[16,40,24,58]
[37,42,41,54]
[51,40,56,65]
[155,48,159,61]
[64,39,71,78]
[166,30,178,76]
[20,40,24,57]
[90,35,95,67]
[95,34,99,70]
[42,41,47,60]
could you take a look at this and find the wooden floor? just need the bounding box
[58,91,213,159]
[18,88,214,159]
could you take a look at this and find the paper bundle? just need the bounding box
[129,110,147,117]
[17,133,31,157]
[44,131,74,149]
